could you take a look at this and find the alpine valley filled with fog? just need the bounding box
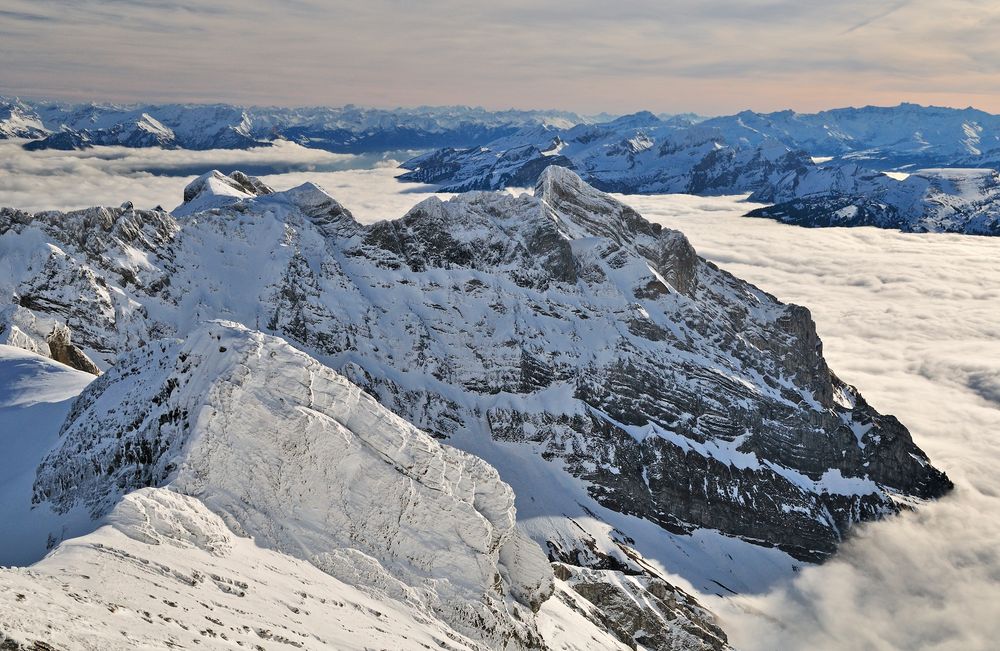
[2,2,1000,650]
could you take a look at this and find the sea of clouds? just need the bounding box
[2,144,999,650]
[0,140,444,220]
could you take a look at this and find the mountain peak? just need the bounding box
[607,110,662,128]
[535,164,664,245]
[175,170,273,216]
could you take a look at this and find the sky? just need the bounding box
[1,0,999,114]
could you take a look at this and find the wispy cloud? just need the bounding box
[841,0,912,34]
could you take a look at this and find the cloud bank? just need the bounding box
[0,141,441,219]
[1,0,999,113]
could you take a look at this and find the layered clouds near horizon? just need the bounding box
[3,145,1000,649]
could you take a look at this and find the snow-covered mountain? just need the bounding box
[397,103,1000,192]
[747,164,1000,235]
[396,105,1000,235]
[0,98,47,140]
[0,97,584,153]
[9,97,1000,166]
[10,97,1000,235]
[1,165,950,553]
[700,103,1000,165]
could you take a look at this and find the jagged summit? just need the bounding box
[176,169,274,216]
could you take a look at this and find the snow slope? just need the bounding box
[1,322,724,650]
[0,488,492,651]
[0,345,94,565]
[28,322,554,649]
[1,488,639,650]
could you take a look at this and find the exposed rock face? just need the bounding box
[552,563,728,651]
[0,202,178,365]
[33,322,555,649]
[22,130,93,151]
[44,324,99,375]
[1,168,950,572]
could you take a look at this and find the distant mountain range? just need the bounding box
[0,96,584,153]
[398,103,1000,235]
[5,97,1000,234]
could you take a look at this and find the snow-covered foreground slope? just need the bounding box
[0,488,653,651]
[1,323,725,650]
[27,322,554,648]
[0,489,496,651]
[0,346,94,566]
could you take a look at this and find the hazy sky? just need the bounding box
[1,0,999,114]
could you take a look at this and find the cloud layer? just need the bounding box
[1,0,999,113]
[0,141,442,218]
